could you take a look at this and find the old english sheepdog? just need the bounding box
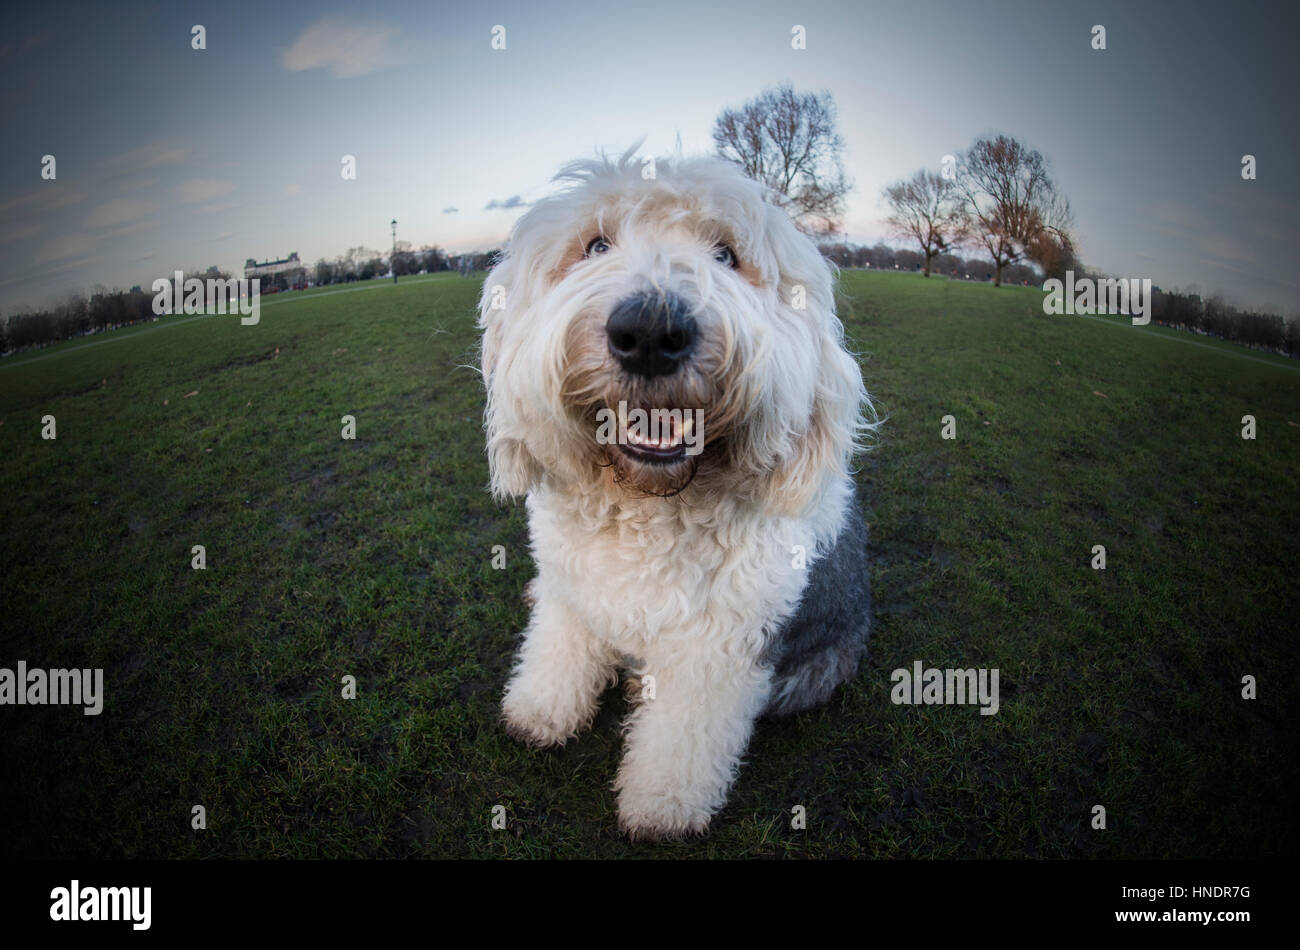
[477,148,875,839]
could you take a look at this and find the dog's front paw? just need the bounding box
[501,675,596,749]
[615,785,714,841]
[501,700,576,748]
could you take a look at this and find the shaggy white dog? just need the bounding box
[478,148,875,839]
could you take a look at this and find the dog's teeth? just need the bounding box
[667,419,680,445]
[615,409,695,453]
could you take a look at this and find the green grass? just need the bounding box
[1,270,1296,858]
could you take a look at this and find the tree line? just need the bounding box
[0,245,502,356]
[1149,289,1299,355]
[814,241,1300,356]
[306,244,501,288]
[817,240,1042,286]
[1,271,218,355]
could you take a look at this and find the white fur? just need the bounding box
[479,147,873,839]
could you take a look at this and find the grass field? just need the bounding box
[1,270,1296,858]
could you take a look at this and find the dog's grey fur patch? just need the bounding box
[762,491,871,717]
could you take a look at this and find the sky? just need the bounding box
[1,0,1296,315]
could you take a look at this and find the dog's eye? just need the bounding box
[586,236,612,257]
[712,244,738,269]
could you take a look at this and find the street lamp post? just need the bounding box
[391,219,398,284]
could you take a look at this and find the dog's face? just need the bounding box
[479,152,867,508]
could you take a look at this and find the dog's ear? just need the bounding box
[761,205,871,517]
[479,258,544,501]
[766,338,865,516]
[486,432,544,500]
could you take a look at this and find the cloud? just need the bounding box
[85,198,156,229]
[484,195,528,211]
[285,183,302,197]
[175,179,235,204]
[98,145,188,187]
[144,149,187,168]
[30,256,95,281]
[282,16,404,78]
[107,145,188,170]
[0,187,87,218]
[1198,234,1252,265]
[442,206,459,214]
[118,177,158,194]
[197,201,241,215]
[0,221,41,244]
[99,221,154,240]
[34,232,95,265]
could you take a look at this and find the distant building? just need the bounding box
[243,252,303,280]
[244,253,306,291]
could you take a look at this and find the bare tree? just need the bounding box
[713,84,851,235]
[958,134,1074,286]
[883,169,967,277]
[1024,187,1077,281]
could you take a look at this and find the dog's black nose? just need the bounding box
[605,293,697,378]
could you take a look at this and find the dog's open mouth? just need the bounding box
[618,413,693,465]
